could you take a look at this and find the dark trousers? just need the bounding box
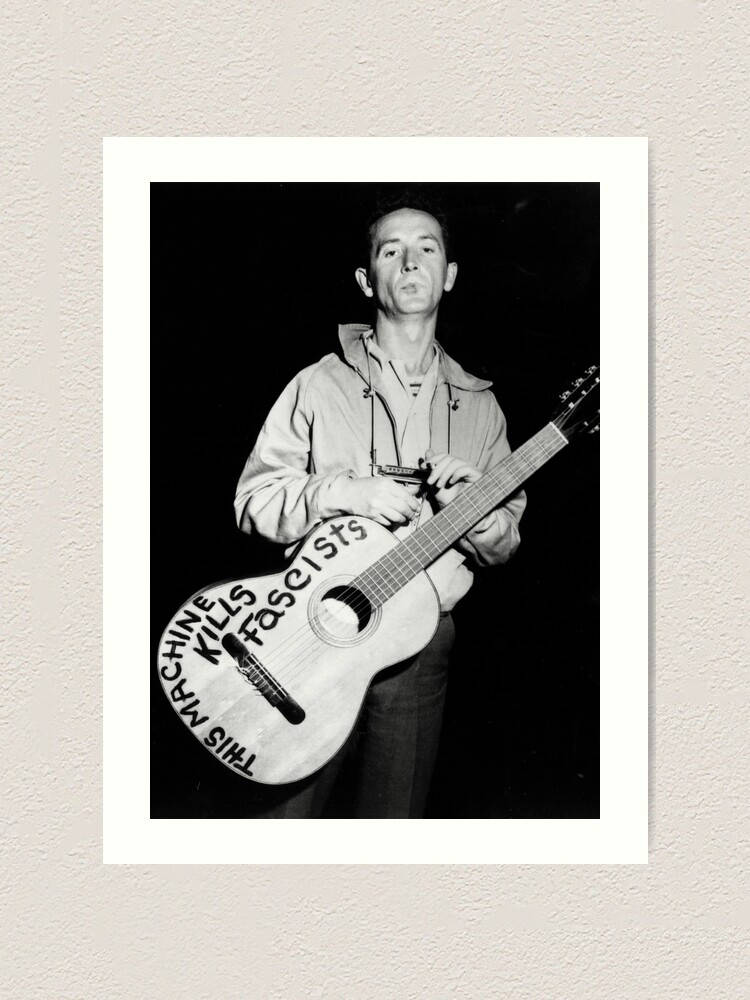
[247,614,455,818]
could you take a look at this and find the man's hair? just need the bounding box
[363,191,452,265]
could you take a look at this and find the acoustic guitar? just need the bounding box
[157,366,599,783]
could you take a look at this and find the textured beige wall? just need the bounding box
[4,2,748,998]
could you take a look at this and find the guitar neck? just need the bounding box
[354,422,568,606]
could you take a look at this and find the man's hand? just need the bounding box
[424,450,512,549]
[335,476,421,527]
[423,449,482,508]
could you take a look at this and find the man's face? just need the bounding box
[355,208,457,319]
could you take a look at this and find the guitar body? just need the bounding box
[158,516,441,784]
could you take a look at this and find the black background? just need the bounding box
[150,182,599,819]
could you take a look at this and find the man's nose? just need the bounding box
[401,251,418,271]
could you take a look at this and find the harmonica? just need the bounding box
[371,463,429,486]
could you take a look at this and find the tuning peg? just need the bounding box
[559,389,571,401]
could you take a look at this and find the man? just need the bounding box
[234,197,526,817]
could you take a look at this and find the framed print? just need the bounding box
[104,137,647,863]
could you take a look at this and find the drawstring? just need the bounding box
[362,336,379,469]
[446,380,460,454]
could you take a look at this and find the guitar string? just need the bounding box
[212,462,515,705]
[261,431,567,692]
[233,429,566,696]
[222,496,476,703]
[251,440,552,691]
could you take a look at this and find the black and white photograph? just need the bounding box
[149,179,600,822]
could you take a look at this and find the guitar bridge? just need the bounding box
[221,633,305,725]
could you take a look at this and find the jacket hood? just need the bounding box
[337,323,492,391]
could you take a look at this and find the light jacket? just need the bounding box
[234,324,527,610]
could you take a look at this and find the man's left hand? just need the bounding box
[422,449,482,508]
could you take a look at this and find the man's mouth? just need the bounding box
[400,281,423,292]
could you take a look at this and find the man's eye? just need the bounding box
[422,246,435,253]
[383,249,398,258]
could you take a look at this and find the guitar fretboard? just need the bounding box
[353,422,568,607]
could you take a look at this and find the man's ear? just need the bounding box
[443,261,458,292]
[355,267,374,298]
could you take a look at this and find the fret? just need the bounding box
[407,532,434,562]
[351,423,568,608]
[459,491,485,516]
[357,569,388,605]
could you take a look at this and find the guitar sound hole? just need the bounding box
[309,580,378,647]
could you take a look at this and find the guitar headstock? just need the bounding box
[552,365,600,440]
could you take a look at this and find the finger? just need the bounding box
[435,460,464,489]
[373,506,402,524]
[398,498,420,519]
[379,504,409,524]
[460,466,482,484]
[387,483,421,512]
[433,460,457,488]
[442,462,475,488]
[426,456,451,485]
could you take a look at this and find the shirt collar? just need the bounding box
[337,323,493,391]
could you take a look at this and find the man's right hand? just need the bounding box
[333,476,421,527]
